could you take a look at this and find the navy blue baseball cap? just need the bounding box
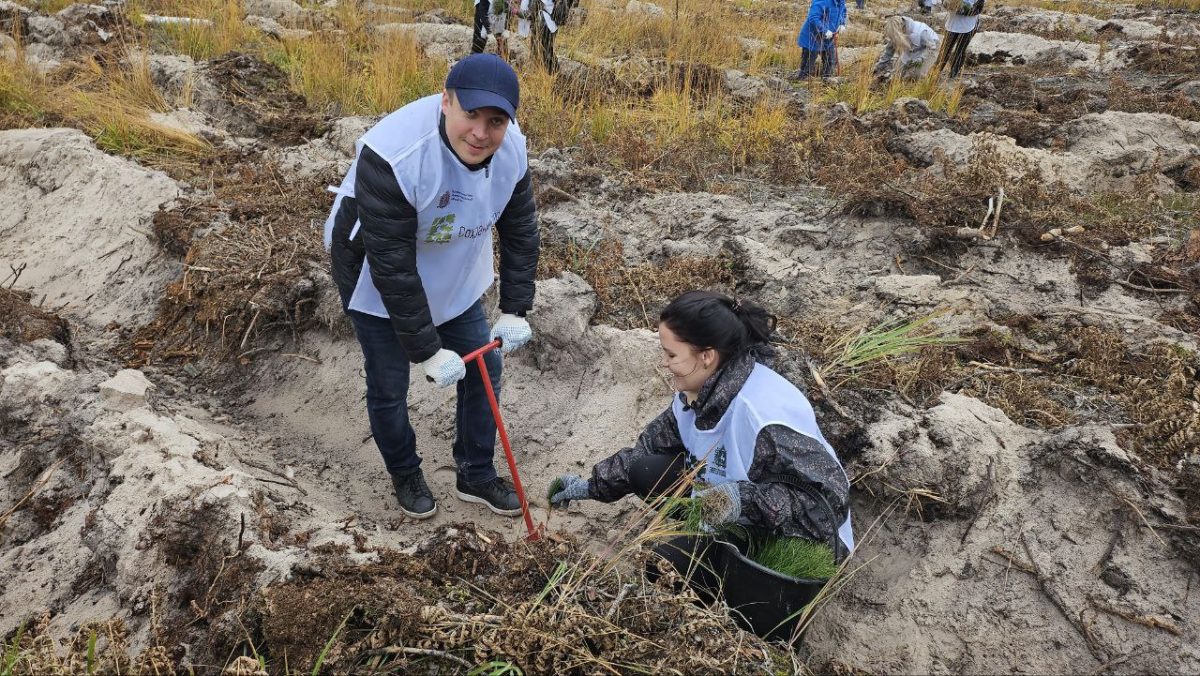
[445,53,519,121]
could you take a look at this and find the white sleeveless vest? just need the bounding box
[672,363,855,552]
[322,93,528,326]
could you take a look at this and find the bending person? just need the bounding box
[873,15,941,80]
[549,291,854,635]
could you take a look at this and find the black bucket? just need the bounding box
[709,538,829,641]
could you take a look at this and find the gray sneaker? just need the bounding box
[456,476,522,516]
[391,470,437,519]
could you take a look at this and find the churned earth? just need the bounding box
[1,0,1199,672]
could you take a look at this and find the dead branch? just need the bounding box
[239,308,262,350]
[806,357,853,419]
[1113,279,1191,295]
[966,360,1043,375]
[233,450,307,496]
[1090,510,1124,576]
[960,457,996,546]
[1087,651,1136,676]
[1020,532,1111,664]
[1088,596,1183,636]
[988,545,1036,574]
[112,253,134,276]
[1110,490,1167,549]
[0,460,65,529]
[3,262,27,289]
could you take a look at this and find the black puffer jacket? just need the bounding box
[589,352,851,547]
[330,130,539,363]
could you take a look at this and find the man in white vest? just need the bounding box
[324,54,539,520]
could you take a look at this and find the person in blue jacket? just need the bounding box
[795,0,847,78]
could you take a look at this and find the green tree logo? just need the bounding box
[425,214,455,243]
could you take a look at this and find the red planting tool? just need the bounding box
[461,339,542,541]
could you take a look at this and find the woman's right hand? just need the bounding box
[548,474,592,507]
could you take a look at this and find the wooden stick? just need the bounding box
[1020,532,1110,663]
[0,460,64,528]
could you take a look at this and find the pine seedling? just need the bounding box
[747,536,838,580]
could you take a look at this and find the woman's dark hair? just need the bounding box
[659,291,777,365]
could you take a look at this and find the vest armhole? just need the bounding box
[363,139,427,212]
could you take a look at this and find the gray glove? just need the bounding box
[549,474,592,507]
[696,482,742,529]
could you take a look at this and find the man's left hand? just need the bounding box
[490,313,532,354]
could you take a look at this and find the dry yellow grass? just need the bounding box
[811,55,964,115]
[269,29,447,115]
[0,44,209,161]
[999,0,1116,18]
[129,0,259,61]
[562,0,790,71]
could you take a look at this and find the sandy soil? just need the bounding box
[2,0,1199,672]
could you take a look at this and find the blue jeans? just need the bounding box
[346,299,502,484]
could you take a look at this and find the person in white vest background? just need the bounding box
[471,0,575,72]
[873,15,941,80]
[325,54,539,520]
[935,0,984,78]
[549,291,853,613]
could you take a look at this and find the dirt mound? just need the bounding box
[130,158,338,365]
[0,128,180,330]
[896,110,1200,193]
[1,2,133,73]
[808,403,1199,673]
[148,51,325,144]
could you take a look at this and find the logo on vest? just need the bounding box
[425,214,455,243]
[436,190,475,209]
[458,222,491,239]
[707,444,728,478]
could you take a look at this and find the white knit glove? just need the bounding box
[696,483,742,529]
[489,313,532,354]
[824,29,834,39]
[421,348,467,387]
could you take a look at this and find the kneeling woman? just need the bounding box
[549,291,854,638]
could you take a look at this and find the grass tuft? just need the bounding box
[0,51,209,163]
[819,312,966,390]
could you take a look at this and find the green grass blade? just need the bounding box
[311,607,355,676]
[86,629,98,675]
[468,661,524,676]
[2,622,26,676]
[533,561,570,606]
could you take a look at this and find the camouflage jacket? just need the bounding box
[589,352,851,545]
